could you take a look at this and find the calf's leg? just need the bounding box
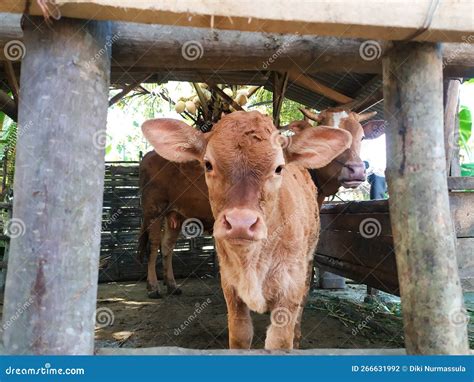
[162,213,182,295]
[293,259,314,348]
[265,304,299,350]
[146,217,163,299]
[222,284,253,349]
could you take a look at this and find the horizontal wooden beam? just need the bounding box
[448,176,474,191]
[97,347,406,355]
[2,0,472,42]
[286,70,353,104]
[0,14,473,78]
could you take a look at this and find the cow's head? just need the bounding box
[300,108,385,188]
[142,111,351,246]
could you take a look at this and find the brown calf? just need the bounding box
[138,149,213,298]
[142,111,351,349]
[300,108,386,206]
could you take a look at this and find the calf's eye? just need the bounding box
[204,160,213,172]
[275,165,284,175]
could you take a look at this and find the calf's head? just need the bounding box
[142,111,351,246]
[300,108,385,188]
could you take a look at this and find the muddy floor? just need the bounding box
[95,277,406,350]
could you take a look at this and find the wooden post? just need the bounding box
[383,42,469,354]
[443,79,462,174]
[2,17,111,354]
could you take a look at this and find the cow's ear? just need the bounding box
[141,118,206,162]
[285,125,352,169]
[363,120,386,140]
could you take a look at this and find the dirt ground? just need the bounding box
[95,277,406,350]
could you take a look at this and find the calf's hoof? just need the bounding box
[167,286,182,295]
[147,290,163,299]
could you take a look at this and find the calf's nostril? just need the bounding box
[223,215,232,230]
[249,217,259,232]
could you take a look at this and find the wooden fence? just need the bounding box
[98,162,216,282]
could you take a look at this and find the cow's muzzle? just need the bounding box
[214,208,267,243]
[338,161,366,188]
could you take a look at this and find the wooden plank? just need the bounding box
[383,42,468,354]
[315,254,399,295]
[1,13,474,77]
[457,238,474,288]
[320,212,392,236]
[272,71,288,127]
[450,193,474,237]
[287,70,353,104]
[444,79,461,173]
[98,346,406,355]
[321,194,473,238]
[2,0,472,42]
[317,230,396,275]
[2,16,111,355]
[448,177,474,191]
[321,200,389,214]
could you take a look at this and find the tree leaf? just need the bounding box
[458,105,472,147]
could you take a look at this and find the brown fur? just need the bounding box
[141,111,351,349]
[297,108,385,207]
[138,151,213,297]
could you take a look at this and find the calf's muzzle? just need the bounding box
[214,208,267,242]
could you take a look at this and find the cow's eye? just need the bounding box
[361,136,366,141]
[204,160,213,172]
[275,165,284,175]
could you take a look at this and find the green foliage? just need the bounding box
[250,88,305,124]
[0,115,17,193]
[459,105,472,146]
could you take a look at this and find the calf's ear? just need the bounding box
[285,125,352,169]
[141,118,206,162]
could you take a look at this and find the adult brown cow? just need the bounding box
[138,151,213,298]
[300,108,386,206]
[141,111,351,349]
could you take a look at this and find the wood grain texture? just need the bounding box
[1,0,472,42]
[383,42,468,354]
[2,16,111,355]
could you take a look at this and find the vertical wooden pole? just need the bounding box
[2,17,111,354]
[383,42,468,354]
[443,79,462,174]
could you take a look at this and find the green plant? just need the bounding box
[458,105,473,176]
[250,88,306,124]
